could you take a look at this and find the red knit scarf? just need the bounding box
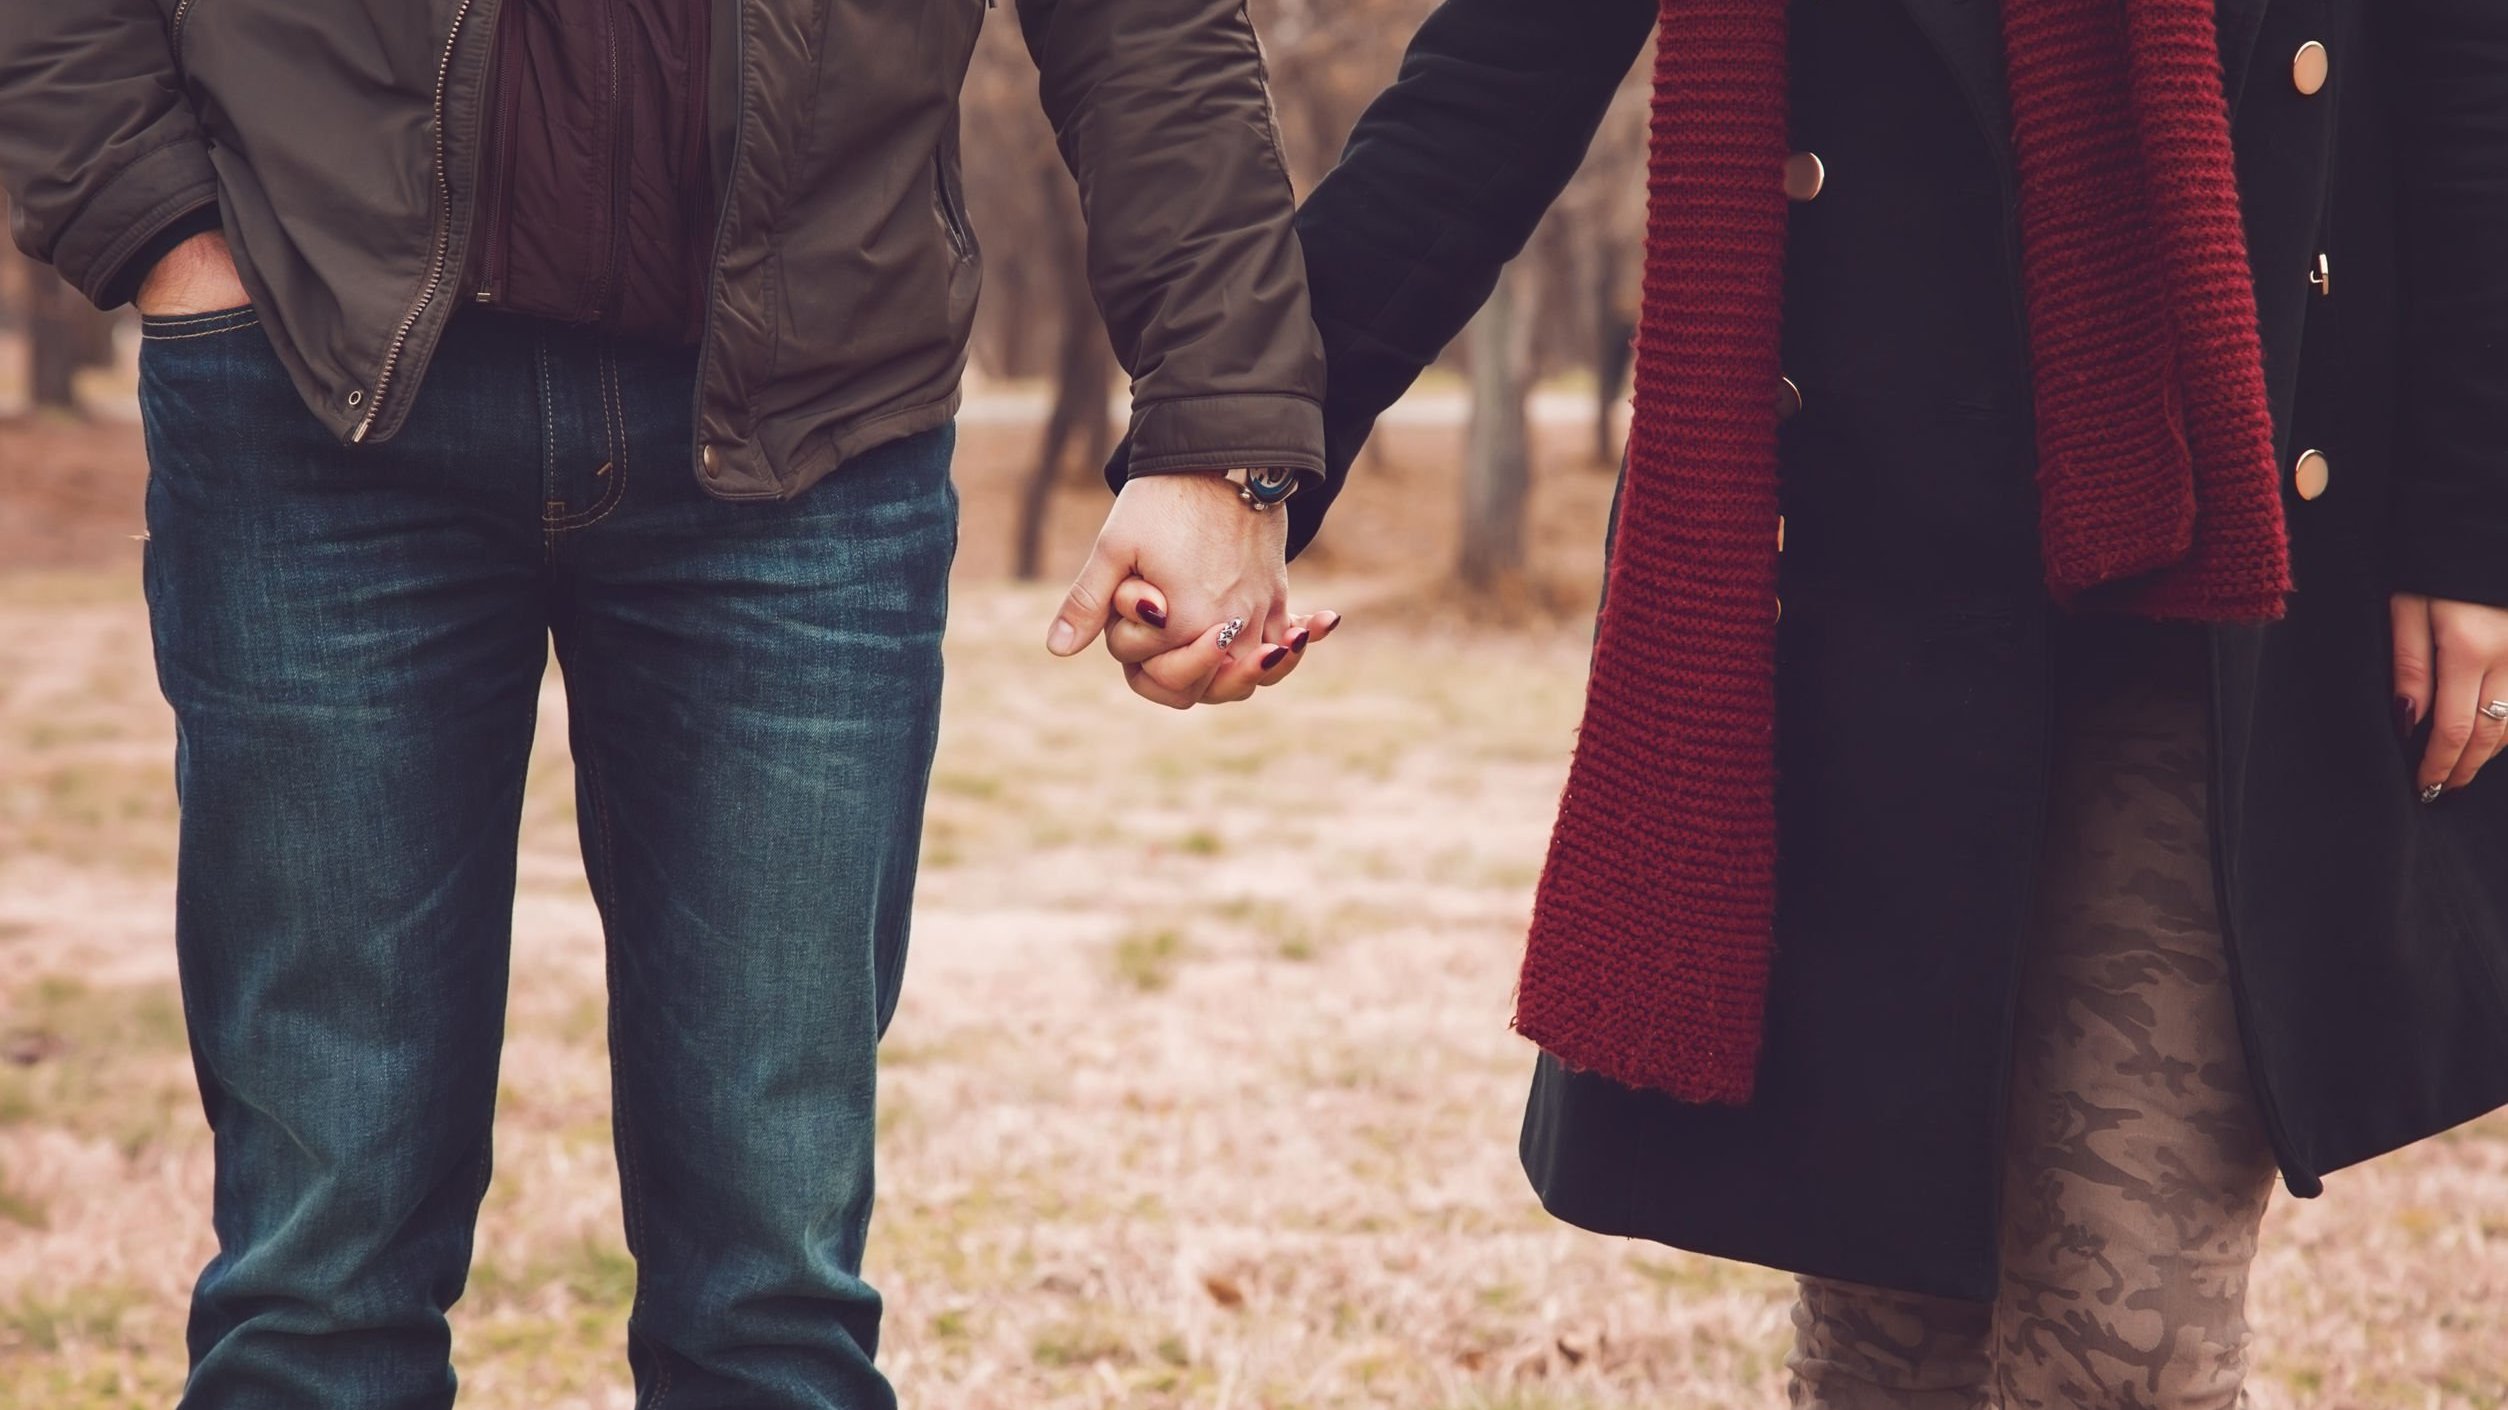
[1515,0,2290,1105]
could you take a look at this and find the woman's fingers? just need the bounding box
[2445,669,2508,792]
[1106,576,1178,664]
[2392,593,2436,740]
[1124,605,1342,710]
[1203,636,1294,704]
[2413,597,2508,799]
[2421,655,2487,798]
[1123,662,1204,710]
[1134,615,1240,701]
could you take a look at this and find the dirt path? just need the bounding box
[1,560,2504,1409]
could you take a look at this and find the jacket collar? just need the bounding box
[1892,0,2274,172]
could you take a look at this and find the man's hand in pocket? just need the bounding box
[135,230,250,318]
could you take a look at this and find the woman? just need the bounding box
[1274,0,2508,1403]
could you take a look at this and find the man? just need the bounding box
[0,1,1326,1405]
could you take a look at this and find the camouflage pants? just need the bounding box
[1789,638,2281,1409]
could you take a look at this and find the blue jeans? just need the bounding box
[138,306,956,1410]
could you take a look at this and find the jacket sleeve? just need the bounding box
[0,2,222,309]
[1236,0,1655,556]
[2382,0,2508,608]
[1017,0,1325,481]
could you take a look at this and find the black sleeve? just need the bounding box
[1103,0,1655,559]
[2382,0,2508,607]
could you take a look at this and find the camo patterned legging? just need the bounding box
[1788,639,2281,1409]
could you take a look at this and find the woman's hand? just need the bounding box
[1105,577,1340,706]
[2391,593,2508,799]
[1046,472,1335,709]
[134,230,250,318]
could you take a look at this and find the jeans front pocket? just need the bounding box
[138,305,261,343]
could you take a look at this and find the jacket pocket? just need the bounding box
[932,151,975,262]
[139,305,259,341]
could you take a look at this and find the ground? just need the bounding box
[0,407,2503,1409]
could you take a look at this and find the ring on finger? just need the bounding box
[2483,699,2508,724]
[1214,616,1246,653]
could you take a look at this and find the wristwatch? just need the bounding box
[1224,466,1305,512]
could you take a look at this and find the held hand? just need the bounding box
[1109,577,1342,706]
[2391,593,2508,799]
[134,230,250,319]
[1044,472,1333,709]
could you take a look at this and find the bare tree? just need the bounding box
[9,239,112,415]
[1011,166,1116,582]
[1460,261,1531,590]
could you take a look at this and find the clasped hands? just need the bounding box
[1045,471,1338,708]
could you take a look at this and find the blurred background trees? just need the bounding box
[961,0,1650,589]
[0,1,1650,590]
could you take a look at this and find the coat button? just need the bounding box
[1783,152,1825,202]
[701,444,721,478]
[2293,448,2330,501]
[2293,41,2329,96]
[1777,376,1803,419]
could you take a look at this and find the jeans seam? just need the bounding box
[582,751,664,1405]
[140,315,260,342]
[538,332,560,560]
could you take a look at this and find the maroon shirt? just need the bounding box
[470,0,715,345]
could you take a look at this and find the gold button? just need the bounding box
[1777,376,1803,420]
[1777,516,1787,552]
[701,444,720,478]
[2293,41,2329,96]
[1782,152,1825,202]
[2294,448,2330,501]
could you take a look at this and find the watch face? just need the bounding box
[1245,468,1299,504]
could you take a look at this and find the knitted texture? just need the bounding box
[1514,0,2288,1105]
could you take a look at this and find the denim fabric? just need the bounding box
[138,305,956,1410]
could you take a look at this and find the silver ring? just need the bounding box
[2483,699,2508,724]
[1214,616,1245,653]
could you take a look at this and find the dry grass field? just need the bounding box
[1,411,2504,1409]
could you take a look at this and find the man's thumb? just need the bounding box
[1047,543,1128,657]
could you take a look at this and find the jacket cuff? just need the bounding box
[98,202,224,310]
[54,140,223,309]
[1122,393,1326,479]
[2389,493,2508,609]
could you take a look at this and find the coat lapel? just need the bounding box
[1887,0,2275,172]
[1891,0,2013,171]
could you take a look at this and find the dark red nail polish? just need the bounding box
[1261,645,1290,670]
[2394,696,2418,740]
[1139,602,1167,629]
[1290,627,1312,654]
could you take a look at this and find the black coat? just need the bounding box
[1293,0,2508,1300]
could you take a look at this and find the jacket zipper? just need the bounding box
[353,0,483,443]
[169,0,205,73]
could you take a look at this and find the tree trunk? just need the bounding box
[1011,172,1116,583]
[1460,264,1531,591]
[1591,237,1635,468]
[24,270,106,413]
